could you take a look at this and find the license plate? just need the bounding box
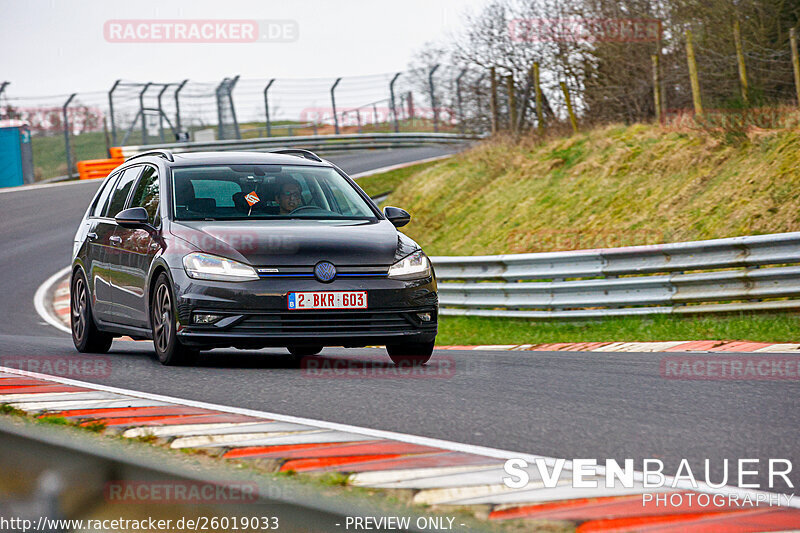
[287,291,367,310]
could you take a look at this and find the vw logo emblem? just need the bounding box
[315,261,336,282]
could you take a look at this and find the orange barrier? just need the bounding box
[76,147,124,180]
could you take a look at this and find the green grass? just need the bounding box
[32,131,109,180]
[387,123,800,255]
[435,313,800,345]
[355,160,443,198]
[0,404,25,416]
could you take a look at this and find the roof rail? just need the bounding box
[125,149,174,163]
[268,148,323,162]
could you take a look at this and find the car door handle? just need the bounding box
[109,236,122,245]
[87,232,98,241]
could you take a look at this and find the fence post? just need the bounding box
[685,29,703,117]
[474,74,486,130]
[455,68,467,133]
[733,20,749,105]
[228,75,241,140]
[560,82,578,133]
[215,78,226,140]
[355,108,362,133]
[62,93,77,179]
[428,64,440,132]
[263,78,275,137]
[489,66,498,134]
[107,79,121,146]
[174,79,188,138]
[389,72,401,133]
[139,82,151,144]
[651,54,662,123]
[533,63,544,134]
[791,29,800,106]
[330,77,342,134]
[407,91,414,123]
[157,84,169,142]
[505,74,516,132]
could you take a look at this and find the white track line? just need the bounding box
[33,266,71,334]
[350,154,453,180]
[0,364,796,508]
[0,178,98,195]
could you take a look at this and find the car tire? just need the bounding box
[71,270,113,354]
[151,273,198,366]
[386,340,434,366]
[287,345,323,357]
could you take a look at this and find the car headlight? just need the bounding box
[182,252,259,281]
[388,250,431,280]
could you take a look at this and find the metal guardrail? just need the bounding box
[0,418,475,533]
[121,132,482,158]
[431,232,800,318]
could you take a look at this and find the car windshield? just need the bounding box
[171,164,377,221]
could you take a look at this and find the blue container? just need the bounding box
[0,123,35,188]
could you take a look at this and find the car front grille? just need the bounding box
[227,309,433,335]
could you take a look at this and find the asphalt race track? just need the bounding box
[0,146,797,494]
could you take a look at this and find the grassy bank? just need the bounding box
[435,313,800,346]
[388,123,800,255]
[355,159,443,198]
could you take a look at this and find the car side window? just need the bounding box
[91,173,120,217]
[129,166,160,226]
[103,167,142,218]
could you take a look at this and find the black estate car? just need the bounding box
[70,149,438,366]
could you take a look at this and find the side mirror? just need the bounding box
[383,206,411,228]
[114,207,149,228]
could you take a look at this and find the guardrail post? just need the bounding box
[456,68,467,133]
[685,29,703,117]
[428,64,440,132]
[330,77,342,134]
[174,79,188,138]
[389,72,401,132]
[139,82,151,144]
[107,79,121,146]
[263,78,275,137]
[62,93,77,179]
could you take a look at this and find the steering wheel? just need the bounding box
[289,205,319,215]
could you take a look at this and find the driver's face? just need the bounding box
[278,184,302,213]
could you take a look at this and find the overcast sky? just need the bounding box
[0,0,491,99]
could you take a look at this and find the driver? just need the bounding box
[274,175,304,214]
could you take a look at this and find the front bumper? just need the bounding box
[169,268,438,348]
